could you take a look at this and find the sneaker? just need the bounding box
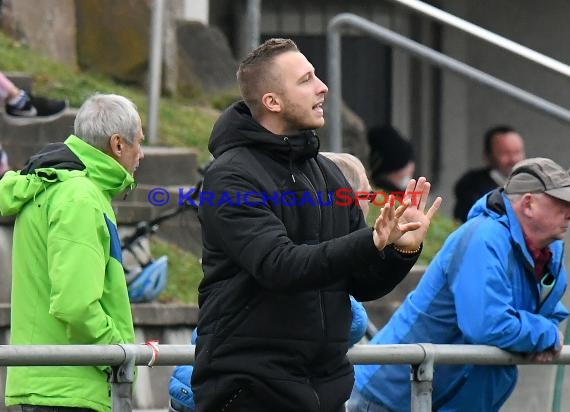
[5,94,37,117]
[6,94,67,118]
[30,95,68,117]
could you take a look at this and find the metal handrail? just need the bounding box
[326,13,570,153]
[389,0,570,78]
[1,343,569,411]
[2,342,555,367]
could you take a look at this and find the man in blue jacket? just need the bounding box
[348,157,570,412]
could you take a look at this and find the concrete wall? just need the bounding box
[212,0,570,219]
[436,0,570,216]
[0,0,77,67]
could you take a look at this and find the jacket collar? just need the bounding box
[65,135,134,199]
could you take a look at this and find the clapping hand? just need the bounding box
[372,177,442,252]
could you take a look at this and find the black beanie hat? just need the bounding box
[368,125,414,176]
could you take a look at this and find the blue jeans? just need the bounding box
[345,387,392,412]
[20,406,95,412]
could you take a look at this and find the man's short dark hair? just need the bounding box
[483,125,517,156]
[236,38,299,116]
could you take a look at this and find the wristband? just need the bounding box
[391,243,421,255]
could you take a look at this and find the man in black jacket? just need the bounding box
[453,125,525,222]
[192,38,441,412]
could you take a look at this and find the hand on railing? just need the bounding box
[527,329,564,363]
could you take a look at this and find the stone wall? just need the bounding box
[0,0,77,66]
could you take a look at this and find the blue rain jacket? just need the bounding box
[353,190,568,412]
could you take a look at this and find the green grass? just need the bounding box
[415,215,457,265]
[150,237,202,304]
[0,32,218,163]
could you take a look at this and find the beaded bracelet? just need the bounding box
[391,243,421,255]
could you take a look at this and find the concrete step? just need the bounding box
[1,125,200,189]
[134,146,200,187]
[0,109,76,170]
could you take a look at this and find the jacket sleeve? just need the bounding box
[348,242,419,301]
[451,225,561,353]
[349,295,368,345]
[47,196,124,344]
[547,301,569,326]
[200,165,417,294]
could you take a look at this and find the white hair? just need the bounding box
[321,152,366,191]
[74,93,140,151]
[505,193,524,203]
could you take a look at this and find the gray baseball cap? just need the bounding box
[504,157,570,202]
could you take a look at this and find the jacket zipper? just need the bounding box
[514,243,542,309]
[537,252,563,312]
[298,169,326,335]
[318,291,326,335]
[311,384,321,410]
[297,168,322,233]
[296,169,326,337]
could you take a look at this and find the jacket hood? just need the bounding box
[0,135,133,216]
[65,135,134,196]
[467,188,548,266]
[208,100,320,162]
[467,188,505,221]
[20,141,85,175]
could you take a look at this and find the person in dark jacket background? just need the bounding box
[192,38,442,412]
[368,125,415,193]
[453,125,525,222]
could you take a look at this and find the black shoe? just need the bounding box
[28,95,68,117]
[5,97,37,117]
[5,95,67,118]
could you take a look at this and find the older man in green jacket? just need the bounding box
[0,93,144,412]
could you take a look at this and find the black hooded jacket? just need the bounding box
[192,101,418,412]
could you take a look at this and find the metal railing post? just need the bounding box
[411,343,435,412]
[245,0,261,52]
[326,23,342,153]
[147,0,165,145]
[326,13,570,153]
[110,344,137,412]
